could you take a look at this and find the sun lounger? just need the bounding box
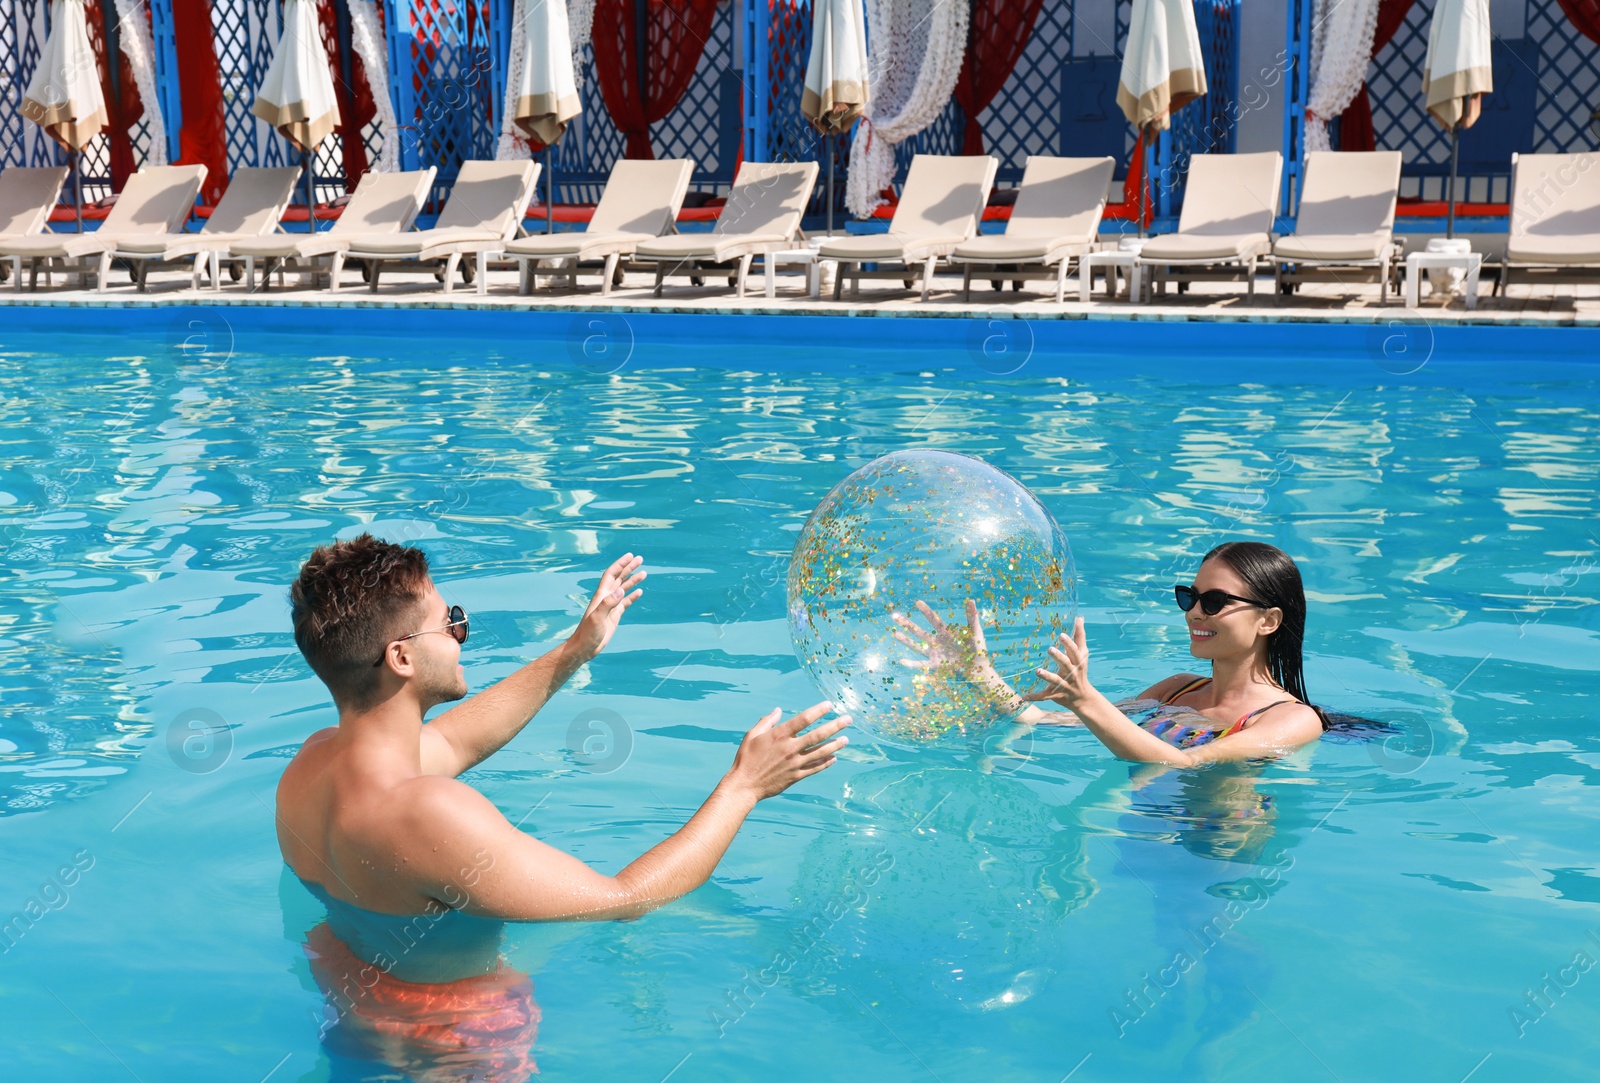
[945,156,1115,303]
[1269,150,1403,305]
[101,166,301,292]
[335,160,540,295]
[1497,152,1600,296]
[0,166,69,286]
[504,159,694,296]
[631,161,819,297]
[0,164,206,291]
[226,168,437,291]
[1135,151,1282,300]
[820,154,998,301]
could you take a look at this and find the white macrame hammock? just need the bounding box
[347,0,400,172]
[1305,0,1380,153]
[497,0,595,160]
[845,0,969,219]
[112,0,167,165]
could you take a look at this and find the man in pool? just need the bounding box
[277,533,850,921]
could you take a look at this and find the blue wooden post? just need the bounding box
[383,0,420,169]
[742,0,769,163]
[489,0,512,141]
[148,0,184,163]
[1279,0,1313,226]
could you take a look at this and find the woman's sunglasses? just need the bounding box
[1173,585,1270,616]
[373,605,470,667]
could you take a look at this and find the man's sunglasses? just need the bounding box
[1173,585,1270,616]
[373,605,470,667]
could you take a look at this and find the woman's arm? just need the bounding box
[1030,622,1321,766]
[893,601,1082,726]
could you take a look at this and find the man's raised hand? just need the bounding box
[725,702,851,802]
[571,553,647,660]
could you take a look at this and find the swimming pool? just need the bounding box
[2,307,1597,1081]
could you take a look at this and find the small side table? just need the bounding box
[1405,245,1482,309]
[1079,246,1144,303]
[763,235,854,299]
[763,248,824,299]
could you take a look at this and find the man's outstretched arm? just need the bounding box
[407,703,851,921]
[425,553,646,776]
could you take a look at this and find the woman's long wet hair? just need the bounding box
[1199,541,1331,731]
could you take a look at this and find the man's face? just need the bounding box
[405,581,469,709]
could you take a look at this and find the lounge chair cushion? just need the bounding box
[1273,233,1392,261]
[635,233,790,261]
[0,167,70,238]
[0,233,114,258]
[346,227,505,256]
[950,235,1091,262]
[230,235,350,259]
[817,233,968,261]
[1139,232,1269,261]
[505,231,656,258]
[116,234,257,256]
[1506,236,1600,265]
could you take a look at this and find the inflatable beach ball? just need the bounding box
[786,450,1077,743]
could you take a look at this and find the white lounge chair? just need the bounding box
[504,159,694,296]
[1498,152,1600,297]
[820,154,998,301]
[1135,151,1283,300]
[335,160,540,295]
[632,161,819,297]
[226,168,437,291]
[945,156,1116,303]
[102,166,301,292]
[0,164,206,291]
[0,166,69,286]
[1270,150,1403,305]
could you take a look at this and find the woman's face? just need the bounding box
[1185,558,1282,661]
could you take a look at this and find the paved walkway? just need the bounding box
[3,260,1598,327]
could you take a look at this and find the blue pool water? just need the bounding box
[2,309,1598,1082]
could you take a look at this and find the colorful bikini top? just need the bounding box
[1117,676,1296,750]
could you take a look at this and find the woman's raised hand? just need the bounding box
[1023,616,1093,708]
[893,599,1023,710]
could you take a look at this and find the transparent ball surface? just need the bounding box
[786,450,1077,743]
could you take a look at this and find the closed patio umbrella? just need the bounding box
[22,0,108,233]
[510,0,583,234]
[1117,0,1207,237]
[1423,0,1492,239]
[802,0,869,235]
[252,0,340,230]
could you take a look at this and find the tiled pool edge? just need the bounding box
[4,298,1598,376]
[2,293,1600,330]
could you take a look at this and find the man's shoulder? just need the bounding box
[285,726,339,768]
[391,774,503,833]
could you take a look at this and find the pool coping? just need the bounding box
[2,292,1600,329]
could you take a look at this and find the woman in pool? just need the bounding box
[896,540,1329,767]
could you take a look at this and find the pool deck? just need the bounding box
[3,262,1600,327]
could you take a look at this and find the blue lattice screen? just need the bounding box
[742,0,1238,222]
[2,0,180,200]
[1299,0,1600,209]
[386,0,506,205]
[2,0,56,170]
[541,0,738,204]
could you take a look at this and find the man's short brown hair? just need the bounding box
[291,533,433,707]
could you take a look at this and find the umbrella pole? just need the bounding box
[302,146,316,234]
[1446,122,1460,241]
[1138,128,1149,240]
[827,132,835,237]
[546,145,554,235]
[72,148,83,234]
